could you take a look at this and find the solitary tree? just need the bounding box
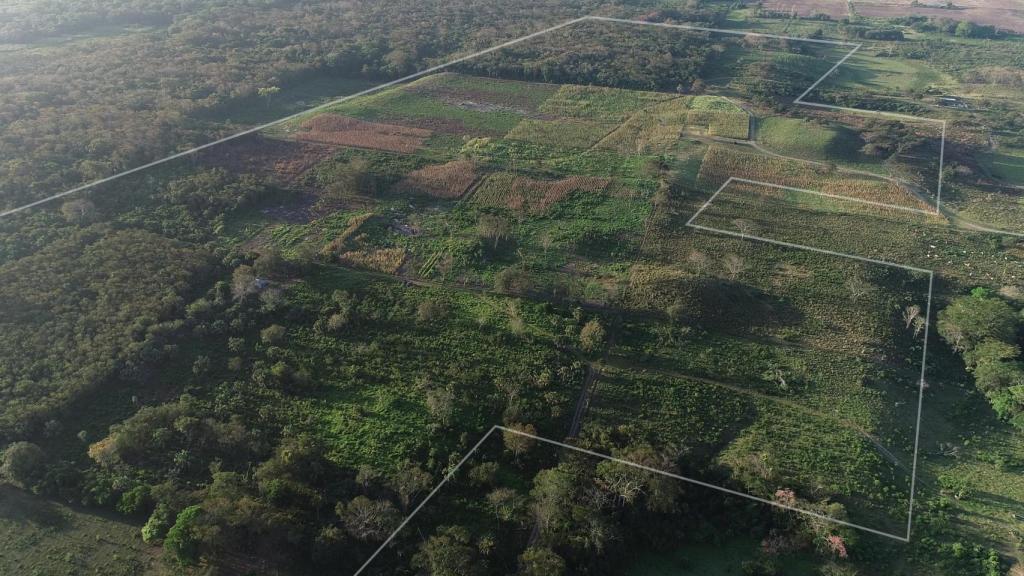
[486,487,527,524]
[338,496,400,541]
[722,253,747,280]
[844,276,870,302]
[164,505,203,566]
[732,218,755,237]
[903,304,921,330]
[391,462,433,510]
[502,423,537,459]
[260,324,287,345]
[687,250,709,276]
[539,232,554,255]
[579,318,606,354]
[426,387,455,427]
[416,299,447,324]
[1,442,46,488]
[518,547,566,576]
[411,525,483,576]
[60,198,97,224]
[257,85,281,108]
[478,214,511,250]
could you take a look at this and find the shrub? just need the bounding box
[0,441,47,489]
[579,318,606,354]
[142,502,173,543]
[261,324,287,345]
[164,505,203,565]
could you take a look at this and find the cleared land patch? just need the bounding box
[295,114,431,153]
[540,84,675,121]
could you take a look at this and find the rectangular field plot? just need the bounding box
[585,366,911,536]
[752,109,945,210]
[604,225,930,536]
[685,178,1024,285]
[253,70,682,304]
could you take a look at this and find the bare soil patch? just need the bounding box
[763,0,850,19]
[295,114,431,153]
[198,135,337,187]
[854,1,1024,32]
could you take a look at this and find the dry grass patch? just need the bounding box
[322,213,375,256]
[506,118,614,150]
[473,173,611,215]
[696,146,928,209]
[394,160,477,199]
[338,247,406,274]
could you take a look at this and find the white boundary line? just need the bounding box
[614,16,947,216]
[687,176,934,543]
[588,15,860,46]
[354,424,912,576]
[729,176,935,217]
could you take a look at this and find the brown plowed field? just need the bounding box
[295,114,431,153]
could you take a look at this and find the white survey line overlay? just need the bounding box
[687,176,934,543]
[355,420,918,576]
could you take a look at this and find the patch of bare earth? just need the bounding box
[763,0,850,19]
[295,114,431,153]
[854,1,1024,33]
[198,134,336,188]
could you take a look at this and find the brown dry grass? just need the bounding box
[696,145,931,210]
[322,213,374,256]
[473,173,611,215]
[338,247,406,274]
[199,135,336,187]
[395,160,477,199]
[295,114,431,153]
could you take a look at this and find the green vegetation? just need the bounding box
[0,485,163,575]
[2,4,1024,576]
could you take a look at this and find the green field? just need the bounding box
[757,116,858,161]
[982,150,1024,185]
[0,486,163,576]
